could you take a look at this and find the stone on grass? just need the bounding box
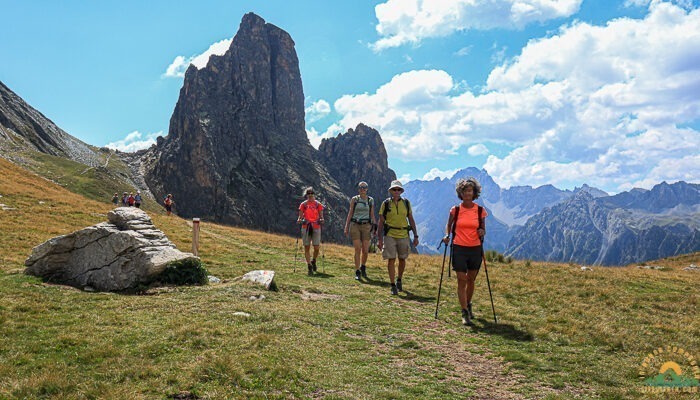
[683,264,699,271]
[241,270,276,290]
[24,207,198,292]
[208,275,221,284]
[233,312,251,317]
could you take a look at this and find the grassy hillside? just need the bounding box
[0,156,698,399]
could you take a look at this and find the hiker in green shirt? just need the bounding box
[378,180,419,295]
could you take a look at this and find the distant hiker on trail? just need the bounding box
[378,180,419,295]
[134,191,142,208]
[111,193,119,207]
[297,187,324,275]
[121,192,128,206]
[127,192,135,207]
[344,181,376,280]
[442,178,487,326]
[164,194,174,216]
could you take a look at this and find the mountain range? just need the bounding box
[405,169,699,265]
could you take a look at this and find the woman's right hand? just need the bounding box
[442,235,450,244]
[344,227,349,236]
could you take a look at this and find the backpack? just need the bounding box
[350,195,373,221]
[164,197,172,206]
[381,197,411,235]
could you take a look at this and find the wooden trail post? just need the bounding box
[192,218,200,256]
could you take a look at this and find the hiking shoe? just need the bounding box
[467,302,474,319]
[360,265,367,278]
[461,309,471,326]
[311,259,317,272]
[355,269,361,280]
[391,284,398,295]
[396,279,403,292]
[308,264,313,275]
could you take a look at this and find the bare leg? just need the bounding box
[353,239,362,270]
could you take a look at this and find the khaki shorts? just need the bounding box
[302,226,321,246]
[382,236,410,260]
[350,222,371,241]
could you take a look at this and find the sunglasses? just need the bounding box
[391,188,402,192]
[307,192,315,195]
[359,186,368,189]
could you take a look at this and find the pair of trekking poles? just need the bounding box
[434,238,497,324]
[293,220,324,274]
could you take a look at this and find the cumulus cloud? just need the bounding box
[422,168,460,181]
[371,0,582,51]
[105,131,162,152]
[305,99,331,124]
[332,2,700,192]
[163,38,232,78]
[468,144,489,156]
[306,124,340,149]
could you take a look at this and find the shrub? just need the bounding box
[158,258,208,286]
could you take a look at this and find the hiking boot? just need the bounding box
[360,265,367,278]
[311,259,317,272]
[391,284,398,295]
[355,269,361,280]
[467,302,474,319]
[396,279,403,292]
[308,264,313,275]
[461,309,471,326]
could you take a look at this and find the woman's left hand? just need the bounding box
[477,228,485,238]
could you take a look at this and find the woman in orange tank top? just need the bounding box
[441,178,487,326]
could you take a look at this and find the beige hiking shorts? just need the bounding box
[350,222,371,241]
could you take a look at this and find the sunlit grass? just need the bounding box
[1,156,698,399]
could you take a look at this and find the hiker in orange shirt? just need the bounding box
[297,187,324,275]
[442,178,487,326]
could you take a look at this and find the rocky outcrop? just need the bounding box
[318,123,397,199]
[24,207,198,291]
[142,13,394,241]
[0,80,101,167]
[506,182,700,265]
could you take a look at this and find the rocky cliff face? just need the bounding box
[318,123,397,202]
[0,80,101,167]
[506,182,700,265]
[144,13,394,241]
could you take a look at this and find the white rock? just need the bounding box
[580,266,593,271]
[25,207,197,291]
[683,264,699,271]
[241,270,276,290]
[208,275,221,283]
[232,312,251,317]
[249,294,266,301]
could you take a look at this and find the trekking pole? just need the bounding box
[294,219,304,273]
[482,244,497,324]
[434,241,449,319]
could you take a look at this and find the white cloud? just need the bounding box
[397,173,413,184]
[371,0,583,51]
[105,131,162,152]
[305,99,331,124]
[468,144,489,156]
[306,124,339,149]
[422,168,459,181]
[331,2,700,192]
[454,46,473,56]
[163,38,232,78]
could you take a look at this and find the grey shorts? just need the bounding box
[382,236,410,260]
[302,226,321,246]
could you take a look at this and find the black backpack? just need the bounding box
[452,204,484,244]
[382,197,412,236]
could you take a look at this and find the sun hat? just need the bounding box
[388,180,404,192]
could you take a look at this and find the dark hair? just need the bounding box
[456,178,481,200]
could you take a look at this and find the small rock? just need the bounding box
[683,264,699,271]
[39,201,45,204]
[580,266,593,271]
[241,270,276,290]
[636,265,663,270]
[208,275,221,284]
[232,312,251,317]
[249,294,265,301]
[83,286,96,292]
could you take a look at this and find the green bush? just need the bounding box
[157,258,208,286]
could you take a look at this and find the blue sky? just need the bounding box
[1,0,698,193]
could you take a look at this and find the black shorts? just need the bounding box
[451,244,482,272]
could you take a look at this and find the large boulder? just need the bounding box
[24,207,198,291]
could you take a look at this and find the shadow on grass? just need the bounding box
[359,276,391,288]
[471,319,534,342]
[399,290,435,303]
[309,272,335,279]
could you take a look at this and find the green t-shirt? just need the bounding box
[379,198,411,239]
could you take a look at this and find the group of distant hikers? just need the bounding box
[111,191,175,216]
[298,177,487,326]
